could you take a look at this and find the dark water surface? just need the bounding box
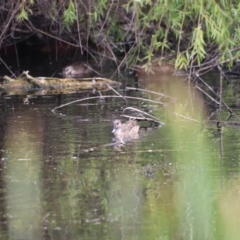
[0,68,240,239]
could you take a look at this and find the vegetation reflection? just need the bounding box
[140,79,220,239]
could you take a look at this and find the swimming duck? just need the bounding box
[63,62,92,78]
[112,119,139,143]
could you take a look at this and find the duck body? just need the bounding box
[112,119,139,143]
[63,62,92,78]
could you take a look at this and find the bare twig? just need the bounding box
[81,142,117,153]
[126,87,176,100]
[0,57,16,78]
[106,83,127,102]
[122,107,165,125]
[217,65,223,123]
[74,0,83,55]
[174,112,204,126]
[51,95,164,113]
[196,74,240,120]
[195,85,220,105]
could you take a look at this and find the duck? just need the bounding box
[112,119,140,144]
[63,62,92,78]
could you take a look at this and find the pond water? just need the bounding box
[0,64,240,240]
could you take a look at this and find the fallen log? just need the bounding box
[0,71,120,95]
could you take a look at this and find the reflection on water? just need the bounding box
[4,107,43,240]
[0,72,240,239]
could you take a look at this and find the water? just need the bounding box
[0,67,240,239]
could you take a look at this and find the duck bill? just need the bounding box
[112,128,116,133]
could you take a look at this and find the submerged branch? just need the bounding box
[195,85,220,105]
[174,113,204,127]
[195,75,240,120]
[122,107,165,126]
[106,83,127,103]
[126,87,176,100]
[51,95,164,113]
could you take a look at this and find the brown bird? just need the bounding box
[112,119,139,144]
[63,62,92,78]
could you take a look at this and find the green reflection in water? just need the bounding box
[172,119,217,239]
[4,114,42,239]
[169,79,215,238]
[3,77,240,239]
[138,78,220,240]
[134,76,240,240]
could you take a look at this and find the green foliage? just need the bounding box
[116,0,240,68]
[191,26,206,65]
[98,0,108,17]
[175,54,188,70]
[63,0,77,26]
[17,8,29,21]
[8,0,240,68]
[17,2,33,21]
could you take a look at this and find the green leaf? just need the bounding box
[17,9,28,21]
[63,0,77,25]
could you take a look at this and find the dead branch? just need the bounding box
[126,87,176,100]
[122,107,165,126]
[51,95,164,113]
